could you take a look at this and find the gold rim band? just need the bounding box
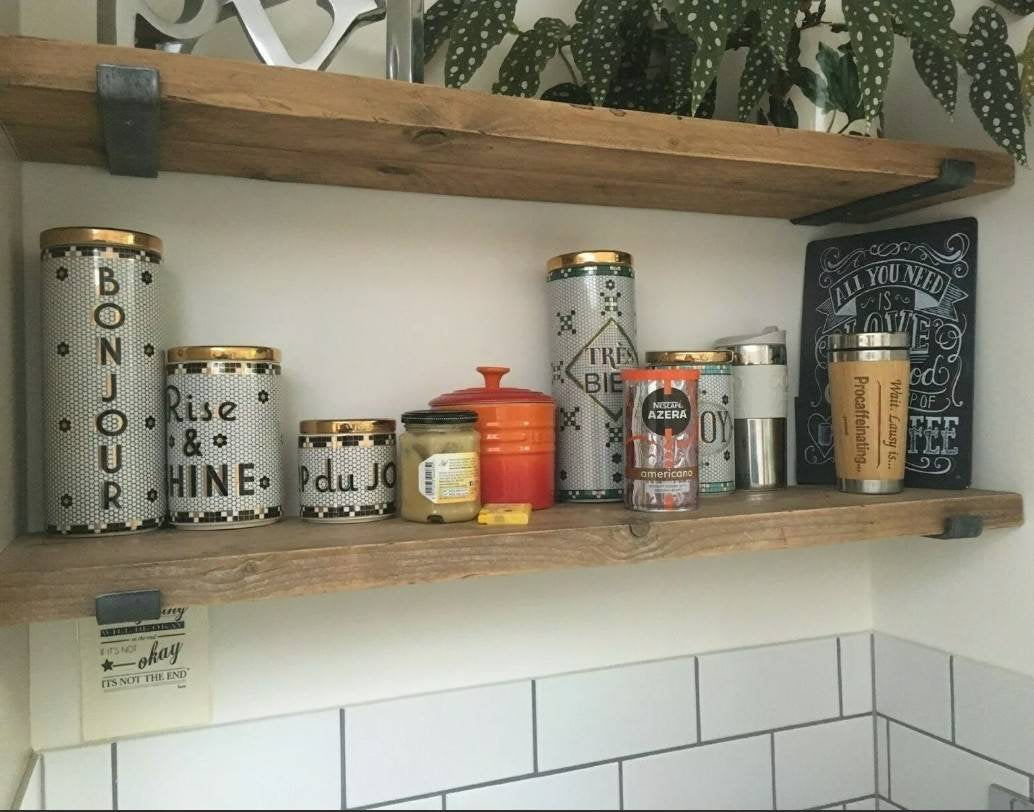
[40,227,163,255]
[645,350,735,365]
[547,250,633,273]
[166,346,282,363]
[299,419,396,435]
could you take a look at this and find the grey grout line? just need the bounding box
[111,742,118,812]
[40,754,46,812]
[836,638,844,717]
[531,681,539,773]
[618,760,624,810]
[949,656,957,743]
[441,792,447,810]
[345,707,353,806]
[870,633,879,802]
[693,656,702,742]
[1029,774,1033,803]
[360,713,873,810]
[886,718,892,801]
[770,733,777,811]
[878,713,1034,779]
[805,795,879,810]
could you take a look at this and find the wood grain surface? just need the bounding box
[0,36,1014,218]
[0,487,1022,626]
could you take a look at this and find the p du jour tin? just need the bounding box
[298,420,397,522]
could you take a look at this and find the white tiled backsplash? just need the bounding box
[17,633,1034,810]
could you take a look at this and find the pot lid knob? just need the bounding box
[477,366,510,390]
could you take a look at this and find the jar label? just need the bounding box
[419,453,479,504]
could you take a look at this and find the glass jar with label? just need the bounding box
[399,410,481,523]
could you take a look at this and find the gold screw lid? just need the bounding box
[166,346,282,363]
[299,419,396,435]
[546,250,633,273]
[40,227,163,255]
[645,350,735,365]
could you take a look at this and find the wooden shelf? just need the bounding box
[0,487,1022,626]
[0,36,1014,220]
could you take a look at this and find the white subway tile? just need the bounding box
[446,765,619,810]
[844,800,878,810]
[887,721,1028,810]
[43,744,112,811]
[840,634,874,716]
[346,682,532,807]
[774,717,874,810]
[14,755,42,811]
[376,797,443,810]
[877,800,903,810]
[623,735,772,810]
[118,710,340,810]
[698,639,839,740]
[535,658,696,771]
[876,717,889,799]
[874,635,952,739]
[954,656,1034,773]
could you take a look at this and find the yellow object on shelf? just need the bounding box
[477,503,533,525]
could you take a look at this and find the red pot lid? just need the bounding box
[430,366,554,406]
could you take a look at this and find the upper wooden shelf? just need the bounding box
[0,486,1022,626]
[0,36,1015,220]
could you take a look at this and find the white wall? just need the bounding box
[14,0,1032,757]
[867,1,1034,678]
[0,2,32,806]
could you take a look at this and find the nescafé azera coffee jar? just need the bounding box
[165,346,283,529]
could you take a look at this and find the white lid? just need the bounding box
[714,326,786,348]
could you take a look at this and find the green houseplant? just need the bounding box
[424,0,1034,164]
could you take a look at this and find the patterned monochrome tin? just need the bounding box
[41,227,165,535]
[298,420,397,522]
[620,368,700,512]
[547,250,638,502]
[645,351,736,494]
[165,346,283,529]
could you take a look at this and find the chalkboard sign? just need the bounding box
[796,218,977,489]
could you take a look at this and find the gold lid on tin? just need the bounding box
[645,350,735,365]
[40,227,163,255]
[546,250,633,273]
[299,419,396,435]
[166,346,282,363]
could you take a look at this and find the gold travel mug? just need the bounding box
[828,332,911,494]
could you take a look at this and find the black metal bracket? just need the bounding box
[95,589,161,625]
[97,64,160,178]
[925,514,985,541]
[791,159,976,226]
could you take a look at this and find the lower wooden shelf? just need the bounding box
[0,486,1022,626]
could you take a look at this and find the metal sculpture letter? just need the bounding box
[97,0,423,81]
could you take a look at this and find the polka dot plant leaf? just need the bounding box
[1021,26,1034,124]
[673,0,750,115]
[738,41,779,121]
[569,1,640,104]
[964,5,1028,163]
[756,0,800,68]
[663,9,697,112]
[889,0,961,58]
[493,18,568,97]
[843,0,895,119]
[911,39,958,114]
[424,0,465,62]
[444,0,519,88]
[993,1,1034,15]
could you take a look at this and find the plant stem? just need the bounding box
[559,43,579,84]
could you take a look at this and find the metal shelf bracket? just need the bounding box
[926,514,984,541]
[792,159,976,226]
[97,63,160,178]
[95,589,161,625]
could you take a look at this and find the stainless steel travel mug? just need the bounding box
[716,328,788,490]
